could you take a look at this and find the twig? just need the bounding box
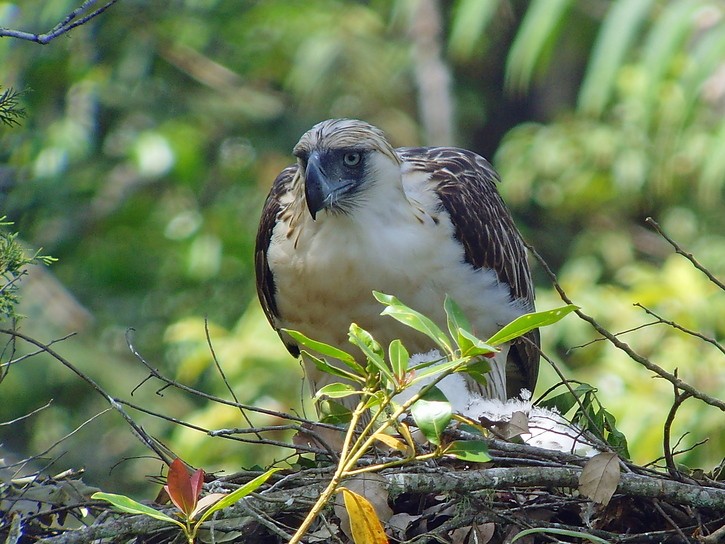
[0,328,175,465]
[204,316,264,441]
[652,499,690,543]
[525,244,725,412]
[125,329,336,429]
[663,372,694,481]
[0,400,52,426]
[0,0,120,45]
[634,302,725,356]
[646,217,725,291]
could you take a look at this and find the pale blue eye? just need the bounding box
[343,152,361,167]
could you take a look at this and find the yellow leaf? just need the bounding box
[374,433,411,455]
[340,488,389,544]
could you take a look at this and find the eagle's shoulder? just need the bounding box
[255,164,300,356]
[397,146,531,302]
[398,146,539,396]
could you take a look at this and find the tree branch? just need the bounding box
[0,0,120,45]
[525,244,725,412]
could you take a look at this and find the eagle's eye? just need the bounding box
[342,152,362,167]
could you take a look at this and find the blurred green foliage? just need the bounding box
[1,0,723,492]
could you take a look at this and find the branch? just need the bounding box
[525,244,725,412]
[386,467,725,510]
[645,217,725,291]
[0,0,120,45]
[0,328,175,465]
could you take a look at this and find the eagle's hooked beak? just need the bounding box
[304,152,333,220]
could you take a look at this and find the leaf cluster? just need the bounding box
[0,87,26,128]
[0,219,54,323]
[284,291,575,543]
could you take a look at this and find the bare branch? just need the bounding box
[646,217,725,291]
[634,302,725,356]
[0,328,176,465]
[0,0,120,45]
[526,243,725,412]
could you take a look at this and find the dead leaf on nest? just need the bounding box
[450,522,495,544]
[388,513,421,538]
[579,451,620,505]
[504,411,530,439]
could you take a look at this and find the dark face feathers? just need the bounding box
[301,148,367,219]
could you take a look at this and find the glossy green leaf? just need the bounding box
[457,328,497,357]
[388,339,409,380]
[410,386,452,445]
[444,440,491,463]
[284,329,363,373]
[314,382,359,400]
[409,357,466,385]
[461,357,491,387]
[304,352,365,384]
[318,399,354,425]
[539,383,596,415]
[348,323,394,384]
[197,468,282,524]
[444,295,471,339]
[374,291,453,355]
[91,492,181,526]
[487,305,577,346]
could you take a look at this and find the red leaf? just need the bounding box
[164,458,204,517]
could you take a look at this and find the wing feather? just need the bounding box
[398,147,540,395]
[255,165,300,357]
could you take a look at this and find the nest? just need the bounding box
[3,436,724,544]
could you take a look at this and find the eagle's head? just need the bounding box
[292,119,402,220]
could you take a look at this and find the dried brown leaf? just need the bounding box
[579,451,620,505]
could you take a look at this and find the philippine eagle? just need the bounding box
[255,119,539,401]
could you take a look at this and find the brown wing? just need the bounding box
[398,147,540,396]
[255,165,300,357]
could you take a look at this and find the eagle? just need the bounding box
[255,119,539,402]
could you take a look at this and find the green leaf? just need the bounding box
[304,352,365,384]
[409,357,466,385]
[314,383,360,400]
[539,383,596,415]
[487,305,577,346]
[444,440,492,463]
[457,328,497,357]
[197,468,282,524]
[444,295,471,339]
[318,399,353,425]
[603,410,630,459]
[284,329,364,374]
[348,323,394,384]
[388,339,409,380]
[410,386,452,446]
[461,357,491,387]
[91,492,182,526]
[373,292,453,355]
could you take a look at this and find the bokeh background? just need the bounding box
[1,0,724,494]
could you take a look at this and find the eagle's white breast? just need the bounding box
[266,156,527,397]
